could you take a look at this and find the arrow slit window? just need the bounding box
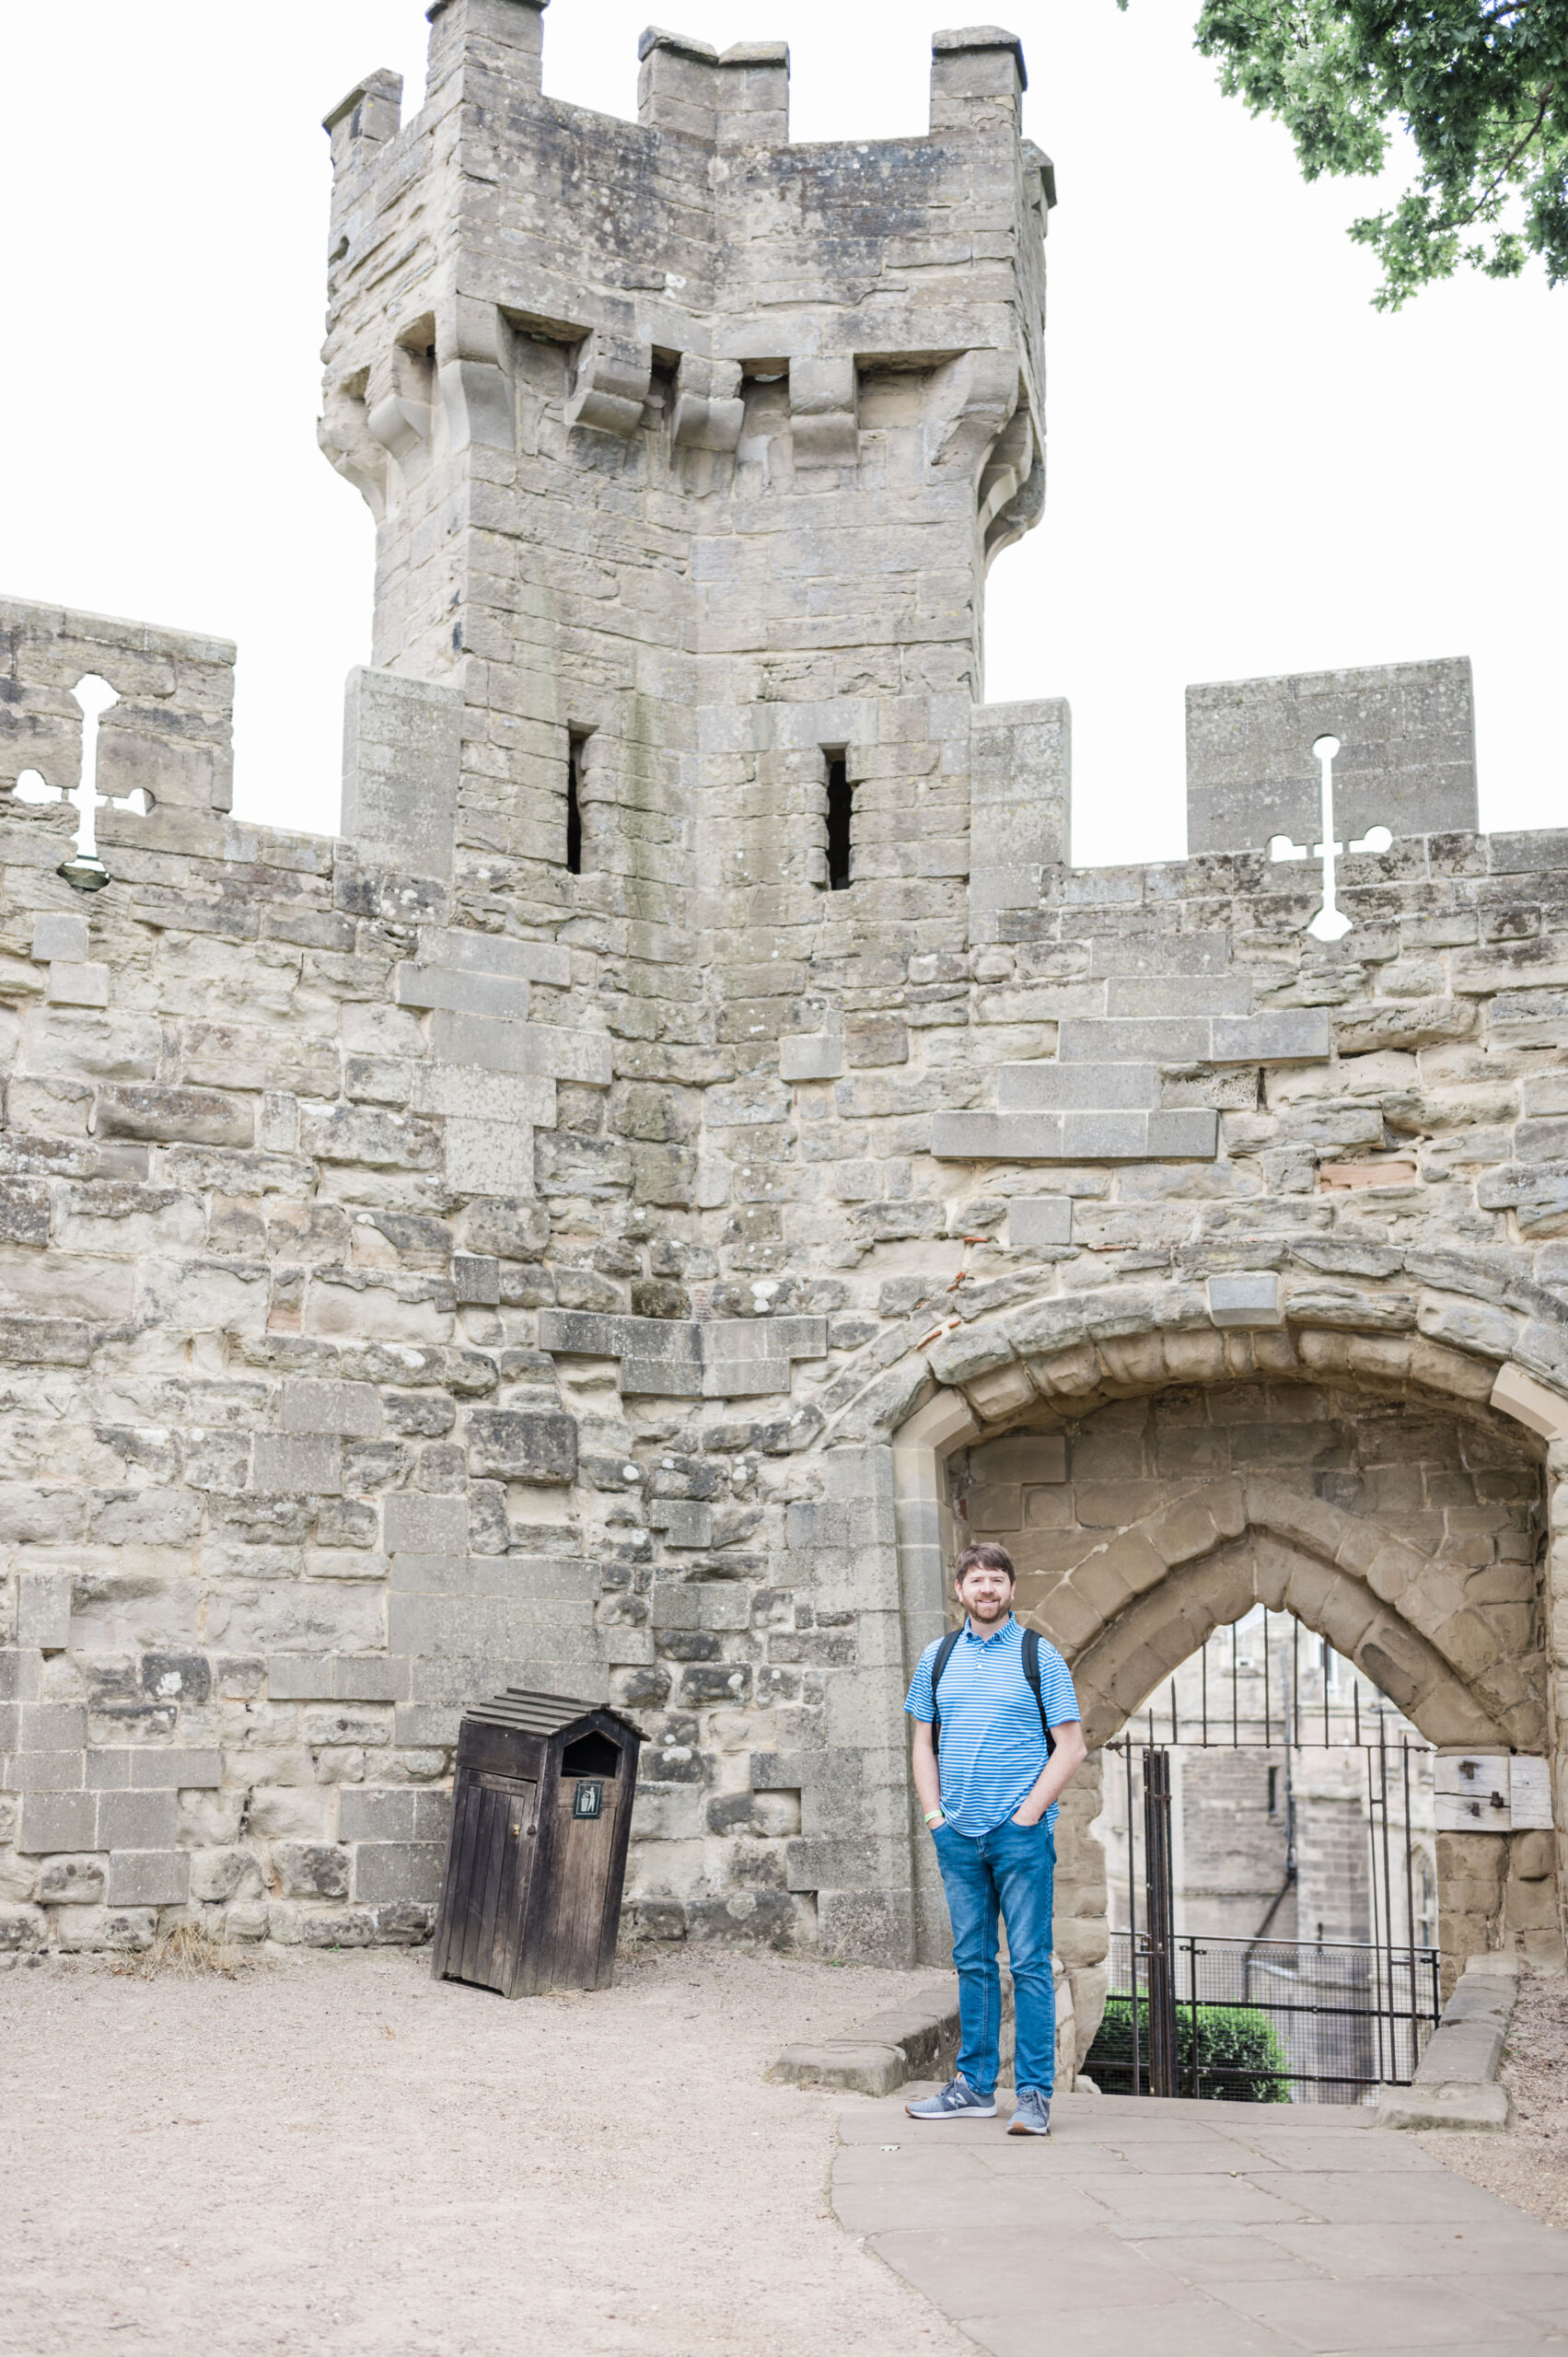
[825,749,852,890]
[565,730,590,875]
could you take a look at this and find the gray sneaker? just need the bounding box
[905,2075,996,2120]
[1008,2087,1051,2136]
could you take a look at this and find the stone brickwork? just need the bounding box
[2,5,1567,1992]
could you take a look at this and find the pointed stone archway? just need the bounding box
[872,1288,1568,2047]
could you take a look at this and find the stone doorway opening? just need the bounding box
[1093,1608,1441,2103]
[935,1369,1553,2069]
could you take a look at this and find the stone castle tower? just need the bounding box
[2,3,1565,2037]
[318,4,1055,1000]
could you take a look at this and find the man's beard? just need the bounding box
[969,1593,1008,1620]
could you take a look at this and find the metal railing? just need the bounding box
[1089,1928,1443,2103]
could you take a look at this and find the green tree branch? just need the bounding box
[1132,0,1568,306]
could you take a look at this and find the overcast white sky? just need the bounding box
[2,2,1564,865]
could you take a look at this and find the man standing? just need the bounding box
[904,1541,1086,2135]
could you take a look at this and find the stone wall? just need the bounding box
[3,4,1567,1982]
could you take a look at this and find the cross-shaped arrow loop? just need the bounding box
[1267,733,1391,941]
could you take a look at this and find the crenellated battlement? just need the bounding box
[319,8,1050,526]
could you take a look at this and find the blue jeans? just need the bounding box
[932,1817,1057,2098]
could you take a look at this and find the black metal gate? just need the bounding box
[1089,1611,1444,2105]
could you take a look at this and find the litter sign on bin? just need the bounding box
[574,1779,603,1819]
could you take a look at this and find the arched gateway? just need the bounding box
[2,7,1566,1992]
[884,1297,1566,2056]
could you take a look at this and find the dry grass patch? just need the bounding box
[110,1920,252,1981]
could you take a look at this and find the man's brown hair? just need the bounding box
[955,1541,1016,1585]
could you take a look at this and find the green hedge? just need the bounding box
[1086,1993,1291,2102]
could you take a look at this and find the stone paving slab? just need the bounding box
[960,2295,1301,2357]
[867,2224,1194,2313]
[1110,2231,1328,2283]
[1267,2168,1531,2224]
[1458,2274,1568,2315]
[1211,2134,1443,2173]
[1265,2221,1568,2275]
[1076,2172,1313,2224]
[1222,2275,1542,2350]
[834,2180,1112,2235]
[833,2088,1568,2356]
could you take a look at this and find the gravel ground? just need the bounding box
[1423,1962,1568,2230]
[0,1942,971,2357]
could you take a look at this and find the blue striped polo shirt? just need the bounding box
[905,1616,1079,1836]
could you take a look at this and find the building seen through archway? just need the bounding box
[1091,1610,1440,2100]
[1099,1610,1436,1951]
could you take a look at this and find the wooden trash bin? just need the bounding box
[430,1688,643,1998]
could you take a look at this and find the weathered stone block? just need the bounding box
[267,1654,335,1701]
[31,914,88,963]
[127,1747,222,1790]
[96,1790,179,1850]
[36,1853,106,1906]
[301,1703,389,1747]
[465,1410,576,1482]
[188,1847,262,1903]
[251,1434,343,1495]
[780,1033,842,1082]
[95,1084,254,1147]
[1059,1017,1210,1063]
[16,1573,72,1651]
[18,1702,86,1750]
[423,931,570,988]
[0,1650,41,1703]
[396,965,532,1019]
[90,1489,203,1547]
[339,1788,416,1842]
[48,962,110,1008]
[105,1849,190,1905]
[383,1492,469,1553]
[432,1009,611,1086]
[931,1110,1061,1159]
[272,1841,352,1899]
[335,1655,409,1702]
[452,1254,501,1306]
[1211,1011,1331,1064]
[18,1793,95,1853]
[1208,1272,1283,1329]
[282,1379,380,1437]
[648,1499,714,1548]
[999,1063,1158,1112]
[341,668,461,883]
[53,1904,156,1954]
[352,1840,444,1904]
[445,1118,537,1197]
[0,1901,47,1956]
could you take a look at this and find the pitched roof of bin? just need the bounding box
[465,1688,642,1740]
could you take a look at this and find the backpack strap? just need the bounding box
[1022,1627,1056,1758]
[931,1625,1057,1759]
[927,1628,963,1757]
